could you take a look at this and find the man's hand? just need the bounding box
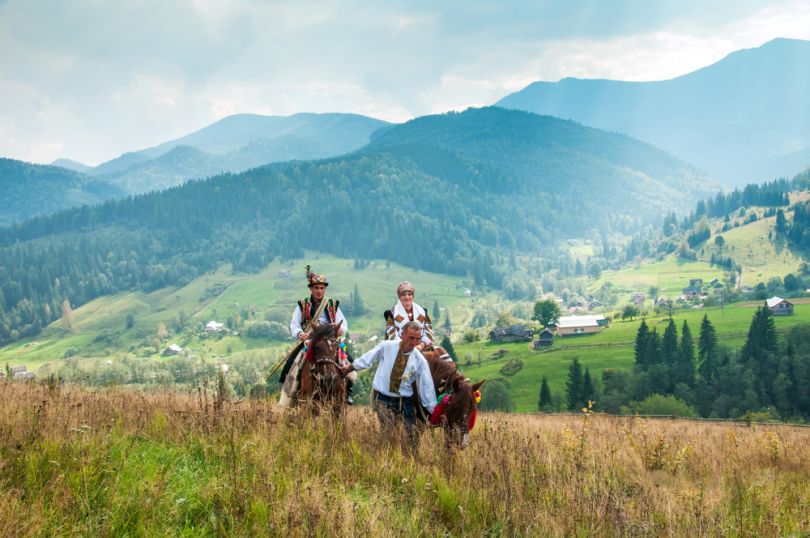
[298,332,308,341]
[339,364,353,377]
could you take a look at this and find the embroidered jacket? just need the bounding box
[290,297,347,338]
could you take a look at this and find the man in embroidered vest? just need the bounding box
[279,265,356,406]
[341,322,437,445]
[384,281,434,347]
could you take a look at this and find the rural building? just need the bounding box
[205,321,225,332]
[14,371,35,380]
[766,297,794,316]
[10,365,26,375]
[463,289,472,297]
[556,315,607,337]
[0,371,5,379]
[489,325,534,343]
[533,328,554,348]
[163,344,183,356]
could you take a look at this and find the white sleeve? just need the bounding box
[335,306,348,335]
[290,305,303,339]
[416,354,437,413]
[353,342,386,371]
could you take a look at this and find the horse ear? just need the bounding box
[472,379,485,392]
[452,377,461,392]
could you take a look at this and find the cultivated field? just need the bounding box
[1,382,809,536]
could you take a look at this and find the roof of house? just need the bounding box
[766,296,792,308]
[557,315,605,329]
[491,325,533,336]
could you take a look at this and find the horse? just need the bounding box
[419,346,485,449]
[297,324,347,416]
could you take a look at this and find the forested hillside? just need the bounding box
[0,158,123,226]
[0,108,712,345]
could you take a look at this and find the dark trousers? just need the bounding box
[373,392,417,445]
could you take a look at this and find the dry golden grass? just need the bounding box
[1,380,809,536]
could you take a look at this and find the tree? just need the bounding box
[587,261,602,279]
[674,320,696,387]
[634,320,650,370]
[538,376,553,412]
[582,367,597,407]
[479,379,515,412]
[440,334,458,362]
[61,299,73,331]
[432,300,440,322]
[350,283,367,316]
[566,358,584,411]
[775,209,787,234]
[125,313,135,330]
[622,305,640,321]
[532,299,561,328]
[698,315,718,383]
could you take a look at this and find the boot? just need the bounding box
[346,379,354,406]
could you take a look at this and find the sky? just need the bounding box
[2,0,810,166]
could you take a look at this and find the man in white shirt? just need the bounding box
[341,321,437,444]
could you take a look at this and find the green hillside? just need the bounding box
[456,301,810,412]
[0,255,484,370]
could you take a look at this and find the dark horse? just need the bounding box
[298,324,346,416]
[418,347,484,449]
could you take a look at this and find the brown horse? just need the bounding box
[419,346,485,449]
[298,324,346,416]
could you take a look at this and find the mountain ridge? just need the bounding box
[496,38,810,185]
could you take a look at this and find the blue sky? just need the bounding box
[1,0,809,165]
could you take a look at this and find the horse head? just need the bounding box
[422,347,484,449]
[307,324,344,405]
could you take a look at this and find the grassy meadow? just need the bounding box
[0,254,483,370]
[457,302,810,412]
[1,381,809,536]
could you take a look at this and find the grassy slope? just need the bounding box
[0,254,482,370]
[591,257,726,296]
[456,302,810,412]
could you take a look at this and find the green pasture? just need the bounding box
[712,215,804,283]
[0,254,484,369]
[456,302,810,412]
[592,256,726,296]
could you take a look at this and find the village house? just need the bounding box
[556,315,608,337]
[162,343,183,356]
[766,296,794,316]
[205,320,225,332]
[489,325,534,343]
[533,328,555,349]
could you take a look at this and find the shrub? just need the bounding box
[499,358,524,377]
[630,394,697,418]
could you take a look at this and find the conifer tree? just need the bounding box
[440,334,457,362]
[634,320,650,370]
[61,299,73,331]
[566,358,584,411]
[538,376,552,412]
[675,320,696,387]
[698,314,718,383]
[432,300,440,322]
[582,367,597,407]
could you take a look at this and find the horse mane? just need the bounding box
[423,349,466,396]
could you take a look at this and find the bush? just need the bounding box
[245,321,288,340]
[499,358,523,376]
[629,394,697,418]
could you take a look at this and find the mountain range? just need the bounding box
[497,38,810,186]
[88,112,390,193]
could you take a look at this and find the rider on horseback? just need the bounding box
[384,281,434,348]
[280,265,356,406]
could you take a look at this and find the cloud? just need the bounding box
[1,0,809,165]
